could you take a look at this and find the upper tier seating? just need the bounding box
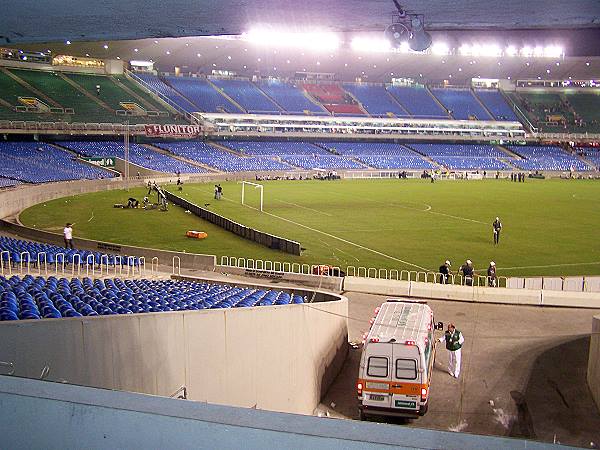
[564,92,600,132]
[0,142,115,183]
[153,141,293,172]
[300,84,365,115]
[64,73,169,119]
[0,274,305,321]
[508,145,591,171]
[59,141,206,173]
[220,141,329,156]
[356,156,435,170]
[0,70,54,122]
[165,77,243,113]
[255,80,325,114]
[428,157,510,170]
[475,90,518,121]
[210,79,281,113]
[135,74,198,113]
[342,84,408,117]
[280,155,364,169]
[9,69,117,123]
[386,86,448,118]
[430,88,493,120]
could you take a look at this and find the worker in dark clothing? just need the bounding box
[487,261,497,287]
[439,260,452,284]
[460,259,474,286]
[493,217,502,245]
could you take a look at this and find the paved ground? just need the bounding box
[319,292,600,448]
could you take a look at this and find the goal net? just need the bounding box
[240,181,264,211]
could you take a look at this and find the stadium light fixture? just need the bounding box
[543,46,563,58]
[506,45,518,57]
[243,28,340,51]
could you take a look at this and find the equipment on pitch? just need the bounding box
[240,181,264,212]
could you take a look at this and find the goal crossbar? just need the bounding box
[240,181,264,211]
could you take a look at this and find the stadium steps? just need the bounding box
[143,144,220,172]
[208,141,251,157]
[250,81,286,113]
[0,97,13,109]
[204,78,248,113]
[497,157,520,170]
[471,88,496,120]
[161,77,206,112]
[343,90,371,117]
[120,74,178,115]
[497,145,523,159]
[1,68,63,108]
[109,76,161,112]
[299,89,330,113]
[425,86,452,118]
[401,144,443,168]
[58,73,115,113]
[314,143,340,155]
[47,142,121,176]
[386,90,411,116]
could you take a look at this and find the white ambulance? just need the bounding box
[357,300,443,419]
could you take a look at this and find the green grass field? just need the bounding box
[19,178,600,277]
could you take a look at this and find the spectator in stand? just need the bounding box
[439,260,452,284]
[460,259,474,286]
[487,261,497,287]
[63,223,74,249]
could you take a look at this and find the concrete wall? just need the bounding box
[0,296,348,415]
[588,315,600,413]
[343,276,600,308]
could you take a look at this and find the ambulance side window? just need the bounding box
[367,356,388,377]
[395,359,417,380]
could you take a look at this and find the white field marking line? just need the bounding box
[274,199,333,217]
[334,247,361,262]
[328,190,485,224]
[209,187,428,270]
[327,190,432,213]
[87,210,95,222]
[493,261,600,271]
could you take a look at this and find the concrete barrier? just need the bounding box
[215,266,343,291]
[472,285,541,306]
[409,282,474,302]
[588,315,600,413]
[563,276,584,292]
[540,290,600,308]
[0,290,348,416]
[343,276,410,297]
[585,277,600,293]
[524,277,543,290]
[542,277,563,291]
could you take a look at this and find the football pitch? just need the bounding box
[19,178,600,277]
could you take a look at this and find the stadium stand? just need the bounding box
[0,236,140,271]
[210,79,281,113]
[0,142,115,183]
[219,140,329,156]
[576,147,600,168]
[58,141,206,173]
[355,156,435,170]
[430,88,493,120]
[8,69,118,123]
[153,141,293,172]
[409,143,511,170]
[280,155,364,169]
[0,69,54,121]
[165,76,243,113]
[63,73,170,122]
[255,80,325,114]
[0,178,21,188]
[474,89,519,121]
[563,92,600,132]
[507,92,574,132]
[0,274,305,321]
[386,86,449,118]
[134,74,199,113]
[342,84,409,117]
[300,84,365,115]
[508,145,592,171]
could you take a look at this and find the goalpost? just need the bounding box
[240,181,264,212]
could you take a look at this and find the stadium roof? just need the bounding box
[1,0,599,45]
[16,35,600,84]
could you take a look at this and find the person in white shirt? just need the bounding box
[438,323,465,378]
[63,223,74,249]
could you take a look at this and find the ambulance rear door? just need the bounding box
[390,343,422,413]
[361,342,393,410]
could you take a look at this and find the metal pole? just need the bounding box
[124,120,130,189]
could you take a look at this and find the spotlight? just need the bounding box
[408,16,432,52]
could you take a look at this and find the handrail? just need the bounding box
[0,251,11,276]
[172,256,181,276]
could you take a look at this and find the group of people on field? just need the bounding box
[438,217,503,287]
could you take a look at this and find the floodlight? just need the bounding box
[430,42,449,56]
[351,36,392,52]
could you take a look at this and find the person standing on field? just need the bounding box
[493,217,502,245]
[63,223,74,249]
[438,323,465,378]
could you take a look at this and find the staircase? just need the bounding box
[143,144,220,172]
[205,79,247,113]
[425,86,452,118]
[471,88,495,120]
[2,68,62,108]
[58,73,114,113]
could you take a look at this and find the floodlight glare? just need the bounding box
[351,37,392,53]
[430,42,449,56]
[244,28,339,51]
